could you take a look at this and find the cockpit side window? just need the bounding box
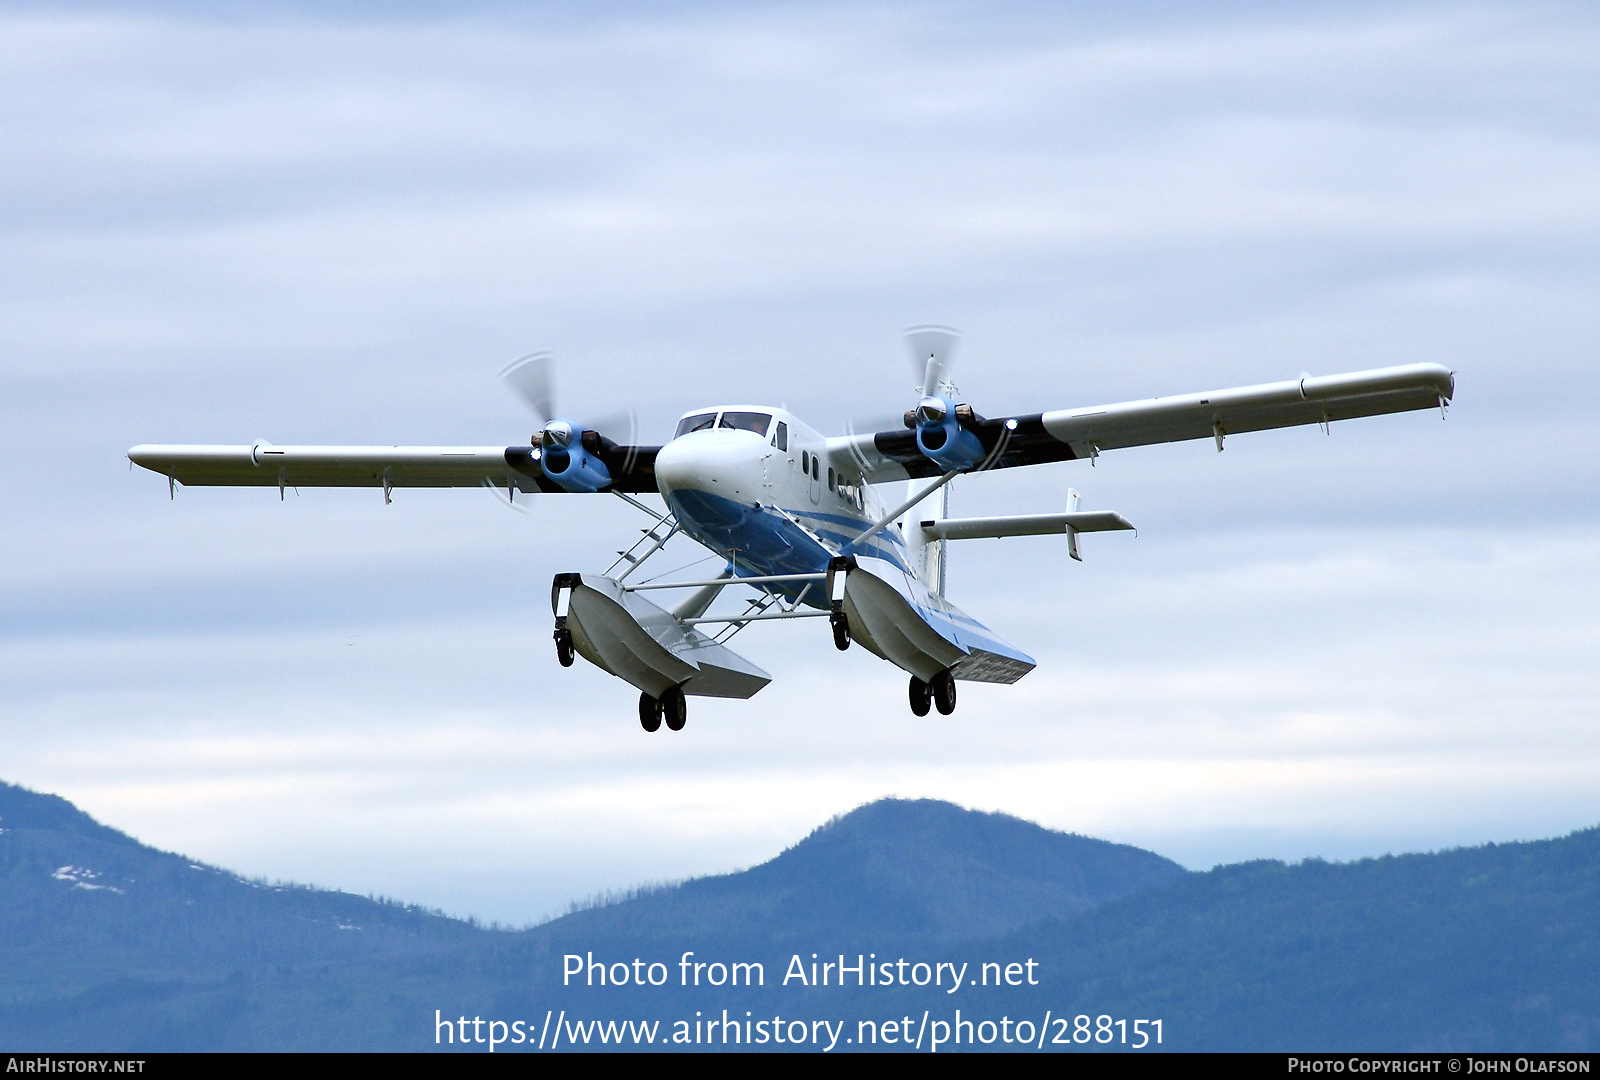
[773,422,788,451]
[718,411,771,435]
[674,412,717,438]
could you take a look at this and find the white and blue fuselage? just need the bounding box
[653,406,1036,683]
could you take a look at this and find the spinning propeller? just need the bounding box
[843,325,993,476]
[498,352,639,495]
[900,326,989,473]
[905,324,960,398]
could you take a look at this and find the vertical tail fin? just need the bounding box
[905,477,951,595]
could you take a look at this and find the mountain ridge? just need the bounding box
[5,778,1600,1051]
[533,797,1186,947]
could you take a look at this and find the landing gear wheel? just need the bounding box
[933,671,957,715]
[662,686,687,731]
[639,692,662,732]
[909,676,932,717]
[831,613,851,651]
[554,628,575,668]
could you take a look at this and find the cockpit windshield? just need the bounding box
[673,410,772,439]
[674,412,717,438]
[718,411,771,436]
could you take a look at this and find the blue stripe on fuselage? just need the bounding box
[665,489,913,584]
[665,489,831,606]
[663,487,1028,665]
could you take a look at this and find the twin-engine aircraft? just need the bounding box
[129,329,1454,732]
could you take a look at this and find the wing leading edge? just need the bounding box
[127,443,662,494]
[832,362,1454,482]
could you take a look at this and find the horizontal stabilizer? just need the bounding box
[919,510,1134,541]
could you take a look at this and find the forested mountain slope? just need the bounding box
[4,779,1597,1051]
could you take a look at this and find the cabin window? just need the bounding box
[828,466,835,491]
[718,411,771,435]
[675,412,716,437]
[773,422,788,451]
[811,457,819,480]
[801,449,809,472]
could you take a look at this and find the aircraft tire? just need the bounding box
[909,676,932,717]
[555,628,575,668]
[639,692,662,732]
[831,613,851,651]
[933,671,957,715]
[663,686,687,731]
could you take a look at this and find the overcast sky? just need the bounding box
[2,1,1597,924]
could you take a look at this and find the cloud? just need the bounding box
[1,1,1597,922]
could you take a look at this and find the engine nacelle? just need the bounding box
[913,395,986,472]
[539,420,613,492]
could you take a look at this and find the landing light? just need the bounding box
[916,398,947,424]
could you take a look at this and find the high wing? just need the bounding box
[831,362,1455,482]
[127,441,662,494]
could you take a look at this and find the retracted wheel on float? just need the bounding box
[831,613,851,651]
[662,686,687,731]
[909,676,932,717]
[554,627,575,668]
[639,692,662,732]
[933,671,957,715]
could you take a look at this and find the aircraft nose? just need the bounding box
[654,430,766,504]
